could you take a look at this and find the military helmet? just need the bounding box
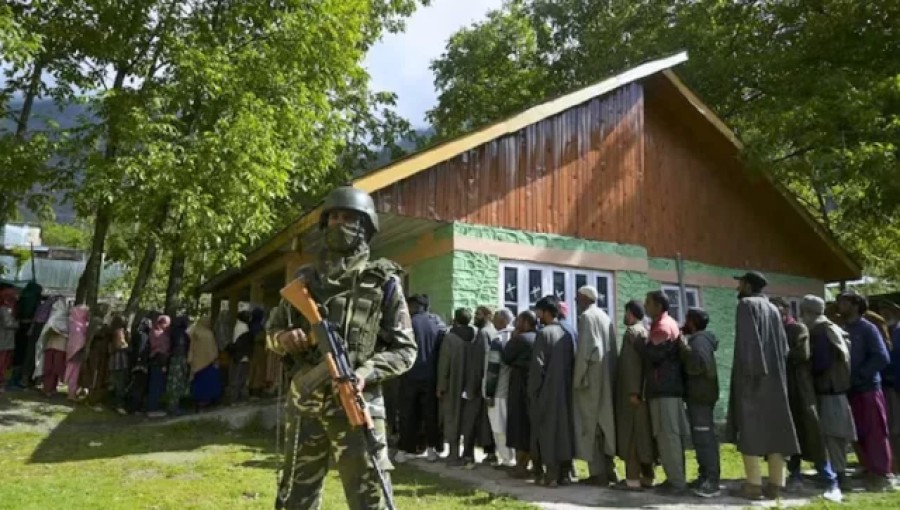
[318,185,379,236]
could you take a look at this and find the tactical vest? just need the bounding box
[315,258,401,368]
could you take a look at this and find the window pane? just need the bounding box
[553,271,566,301]
[575,274,587,291]
[529,269,543,305]
[503,267,518,303]
[595,276,609,310]
[506,304,518,316]
[687,291,698,308]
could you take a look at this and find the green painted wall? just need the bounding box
[451,251,500,314]
[406,253,455,323]
[453,222,648,259]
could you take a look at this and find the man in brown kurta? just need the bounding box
[614,300,655,489]
[528,295,576,488]
[726,272,799,501]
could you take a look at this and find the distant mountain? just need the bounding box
[3,99,92,224]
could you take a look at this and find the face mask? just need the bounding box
[324,223,366,254]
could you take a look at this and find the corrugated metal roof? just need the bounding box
[14,258,126,292]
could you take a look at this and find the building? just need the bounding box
[200,53,861,414]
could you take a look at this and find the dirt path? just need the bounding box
[405,455,815,510]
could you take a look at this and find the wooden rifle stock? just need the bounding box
[280,278,372,428]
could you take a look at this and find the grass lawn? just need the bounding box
[0,398,532,510]
[4,394,900,510]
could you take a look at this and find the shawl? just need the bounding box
[66,305,90,360]
[248,307,265,338]
[232,320,249,343]
[188,317,218,376]
[34,298,70,379]
[149,315,172,357]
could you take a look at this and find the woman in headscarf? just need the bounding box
[34,297,68,396]
[166,316,191,416]
[128,313,154,413]
[106,315,130,414]
[146,314,171,417]
[64,305,90,401]
[227,311,253,404]
[0,287,19,391]
[80,315,116,408]
[188,316,221,409]
[246,307,268,397]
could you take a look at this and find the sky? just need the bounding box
[364,0,504,128]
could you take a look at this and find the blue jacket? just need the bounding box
[405,311,445,382]
[846,317,890,395]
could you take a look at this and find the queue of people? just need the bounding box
[386,272,900,503]
[0,282,281,417]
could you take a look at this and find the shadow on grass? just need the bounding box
[1,392,274,465]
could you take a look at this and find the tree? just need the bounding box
[427,2,549,139]
[429,0,900,282]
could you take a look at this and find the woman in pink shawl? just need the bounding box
[65,305,90,401]
[146,315,172,417]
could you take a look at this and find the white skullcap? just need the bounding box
[800,295,825,315]
[578,286,599,302]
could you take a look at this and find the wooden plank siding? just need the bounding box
[372,84,646,247]
[641,75,846,279]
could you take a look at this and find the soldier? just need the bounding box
[266,186,417,510]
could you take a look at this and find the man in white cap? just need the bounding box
[572,285,618,486]
[799,294,854,502]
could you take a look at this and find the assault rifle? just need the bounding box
[279,278,397,510]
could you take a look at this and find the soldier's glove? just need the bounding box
[274,328,312,354]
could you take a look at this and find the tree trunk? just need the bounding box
[75,201,112,309]
[74,68,127,309]
[16,59,45,138]
[164,248,186,317]
[124,240,158,320]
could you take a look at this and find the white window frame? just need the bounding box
[498,261,616,324]
[660,284,701,324]
[770,295,802,319]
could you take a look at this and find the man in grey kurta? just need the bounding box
[573,286,618,486]
[437,308,476,466]
[726,271,799,501]
[461,305,497,468]
[615,300,655,489]
[529,295,576,488]
[800,295,854,502]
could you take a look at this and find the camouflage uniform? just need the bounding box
[267,186,416,510]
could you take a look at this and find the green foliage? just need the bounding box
[428,0,900,281]
[40,220,91,249]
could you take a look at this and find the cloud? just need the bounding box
[365,0,503,126]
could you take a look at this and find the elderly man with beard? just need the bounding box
[460,305,498,469]
[265,186,416,510]
[726,271,799,501]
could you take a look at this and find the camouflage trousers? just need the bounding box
[277,387,393,510]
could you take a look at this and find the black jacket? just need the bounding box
[679,330,719,406]
[405,311,446,382]
[639,338,685,399]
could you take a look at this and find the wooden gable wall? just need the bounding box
[641,75,850,280]
[371,78,853,281]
